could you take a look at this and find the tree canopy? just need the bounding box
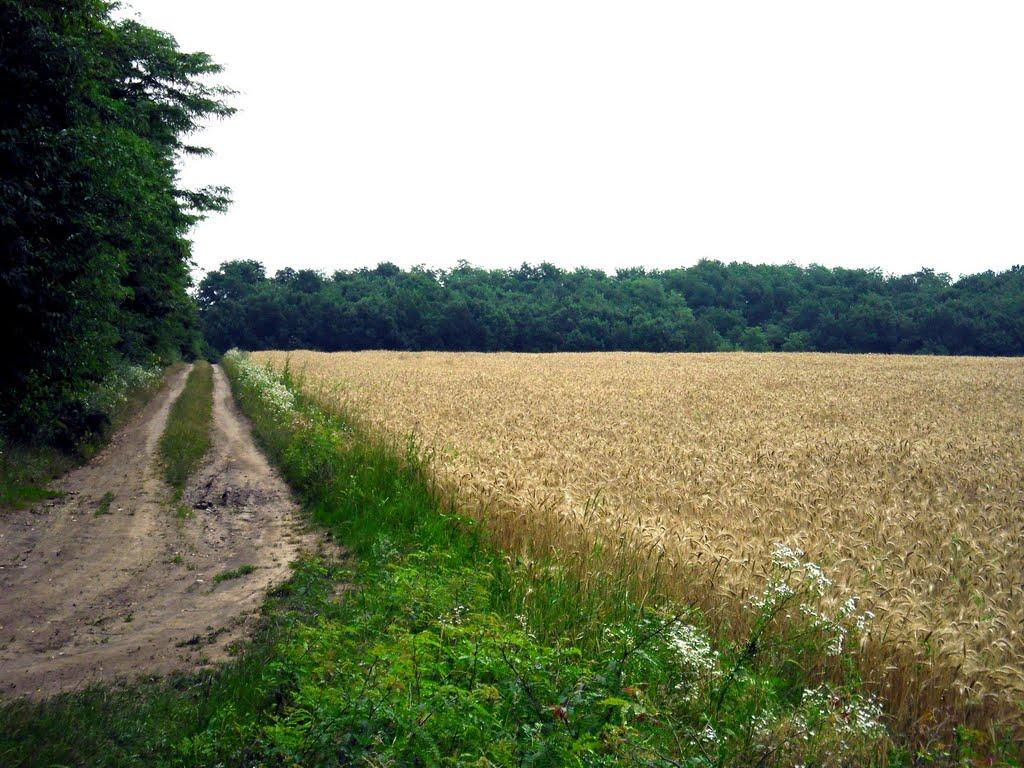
[199,260,1024,356]
[0,0,233,443]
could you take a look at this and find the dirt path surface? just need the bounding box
[0,364,314,698]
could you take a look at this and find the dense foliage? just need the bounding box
[0,0,232,445]
[199,260,1024,356]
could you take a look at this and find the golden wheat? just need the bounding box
[256,350,1024,740]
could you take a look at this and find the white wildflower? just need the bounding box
[224,350,296,419]
[826,625,847,656]
[770,543,804,570]
[666,621,719,680]
[855,609,876,633]
[83,363,162,416]
[441,604,469,625]
[749,578,797,611]
[802,561,832,593]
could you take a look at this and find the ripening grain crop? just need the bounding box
[255,350,1024,742]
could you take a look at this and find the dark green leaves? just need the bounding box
[198,259,1024,356]
[0,0,233,443]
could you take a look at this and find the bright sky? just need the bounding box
[119,1,1024,280]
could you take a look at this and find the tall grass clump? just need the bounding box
[159,361,214,491]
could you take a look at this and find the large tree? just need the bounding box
[0,0,233,443]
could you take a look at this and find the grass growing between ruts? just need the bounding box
[212,563,255,583]
[2,353,1005,766]
[94,491,115,516]
[159,361,213,492]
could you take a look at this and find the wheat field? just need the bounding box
[256,350,1024,738]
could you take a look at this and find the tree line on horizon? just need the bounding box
[4,2,1022,451]
[199,259,1024,356]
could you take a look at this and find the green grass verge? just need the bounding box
[0,450,67,511]
[1,353,1014,767]
[0,441,71,511]
[159,362,214,492]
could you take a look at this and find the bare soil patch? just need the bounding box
[0,364,317,697]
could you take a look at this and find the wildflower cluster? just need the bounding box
[439,603,469,626]
[697,723,718,746]
[83,363,162,417]
[223,350,295,419]
[665,620,720,681]
[747,686,886,765]
[749,542,874,658]
[610,600,890,767]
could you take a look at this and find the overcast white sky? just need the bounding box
[119,1,1023,280]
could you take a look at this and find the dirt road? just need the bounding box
[0,364,313,697]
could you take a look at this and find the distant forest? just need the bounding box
[200,260,1024,356]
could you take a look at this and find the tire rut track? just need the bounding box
[0,363,318,698]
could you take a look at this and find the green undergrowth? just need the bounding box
[0,444,68,511]
[0,352,973,766]
[159,362,214,492]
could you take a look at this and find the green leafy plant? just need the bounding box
[212,564,256,584]
[94,491,116,516]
